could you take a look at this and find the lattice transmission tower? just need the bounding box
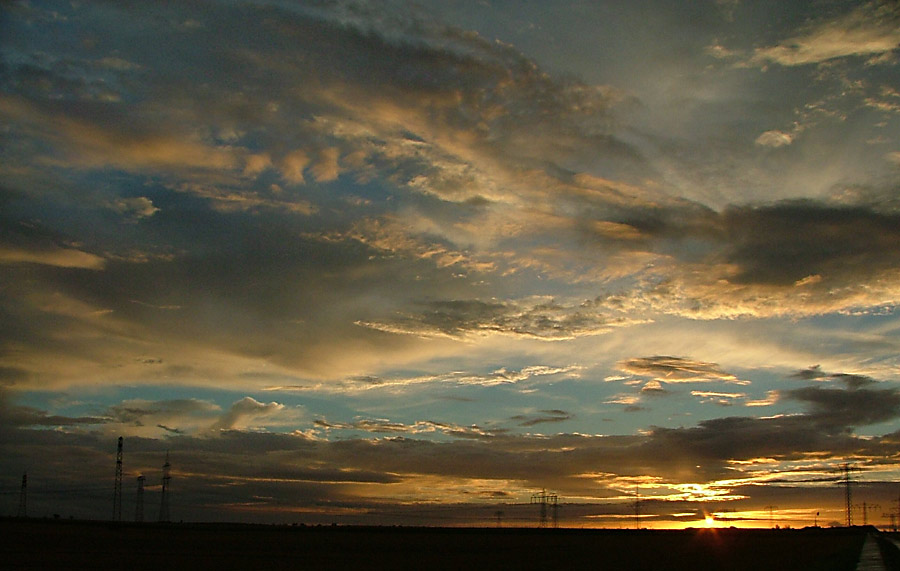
[838,464,860,526]
[855,502,879,526]
[531,489,559,528]
[135,474,145,522]
[634,485,641,530]
[158,452,171,522]
[113,436,123,521]
[17,472,26,518]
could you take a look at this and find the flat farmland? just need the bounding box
[2,518,897,570]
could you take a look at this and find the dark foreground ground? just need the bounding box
[3,518,899,570]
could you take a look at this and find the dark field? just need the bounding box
[3,518,898,570]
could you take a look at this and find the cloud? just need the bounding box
[624,200,900,319]
[750,3,900,67]
[1,404,109,428]
[280,150,310,185]
[210,397,292,432]
[0,244,106,269]
[510,409,573,427]
[786,384,900,433]
[755,130,795,148]
[616,356,746,385]
[5,0,897,397]
[690,390,747,406]
[110,196,160,220]
[4,374,900,522]
[265,364,579,394]
[0,95,242,173]
[108,398,221,435]
[745,391,780,407]
[359,298,642,341]
[314,417,500,439]
[14,396,304,437]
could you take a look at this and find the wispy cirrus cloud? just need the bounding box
[262,365,581,394]
[313,417,501,439]
[358,298,645,341]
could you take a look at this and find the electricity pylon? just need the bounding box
[158,452,171,522]
[113,437,123,521]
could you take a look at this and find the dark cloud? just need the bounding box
[108,399,219,425]
[511,409,572,427]
[790,365,827,381]
[719,200,900,287]
[645,415,849,477]
[786,384,900,432]
[790,366,880,389]
[1,405,109,428]
[0,366,30,386]
[156,424,183,434]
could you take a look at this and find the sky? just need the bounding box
[1,0,900,529]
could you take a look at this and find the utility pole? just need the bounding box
[17,472,26,518]
[135,475,145,523]
[158,451,170,523]
[113,436,123,522]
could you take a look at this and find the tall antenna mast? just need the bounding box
[17,472,27,518]
[135,475,145,523]
[113,436,123,521]
[158,451,171,522]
